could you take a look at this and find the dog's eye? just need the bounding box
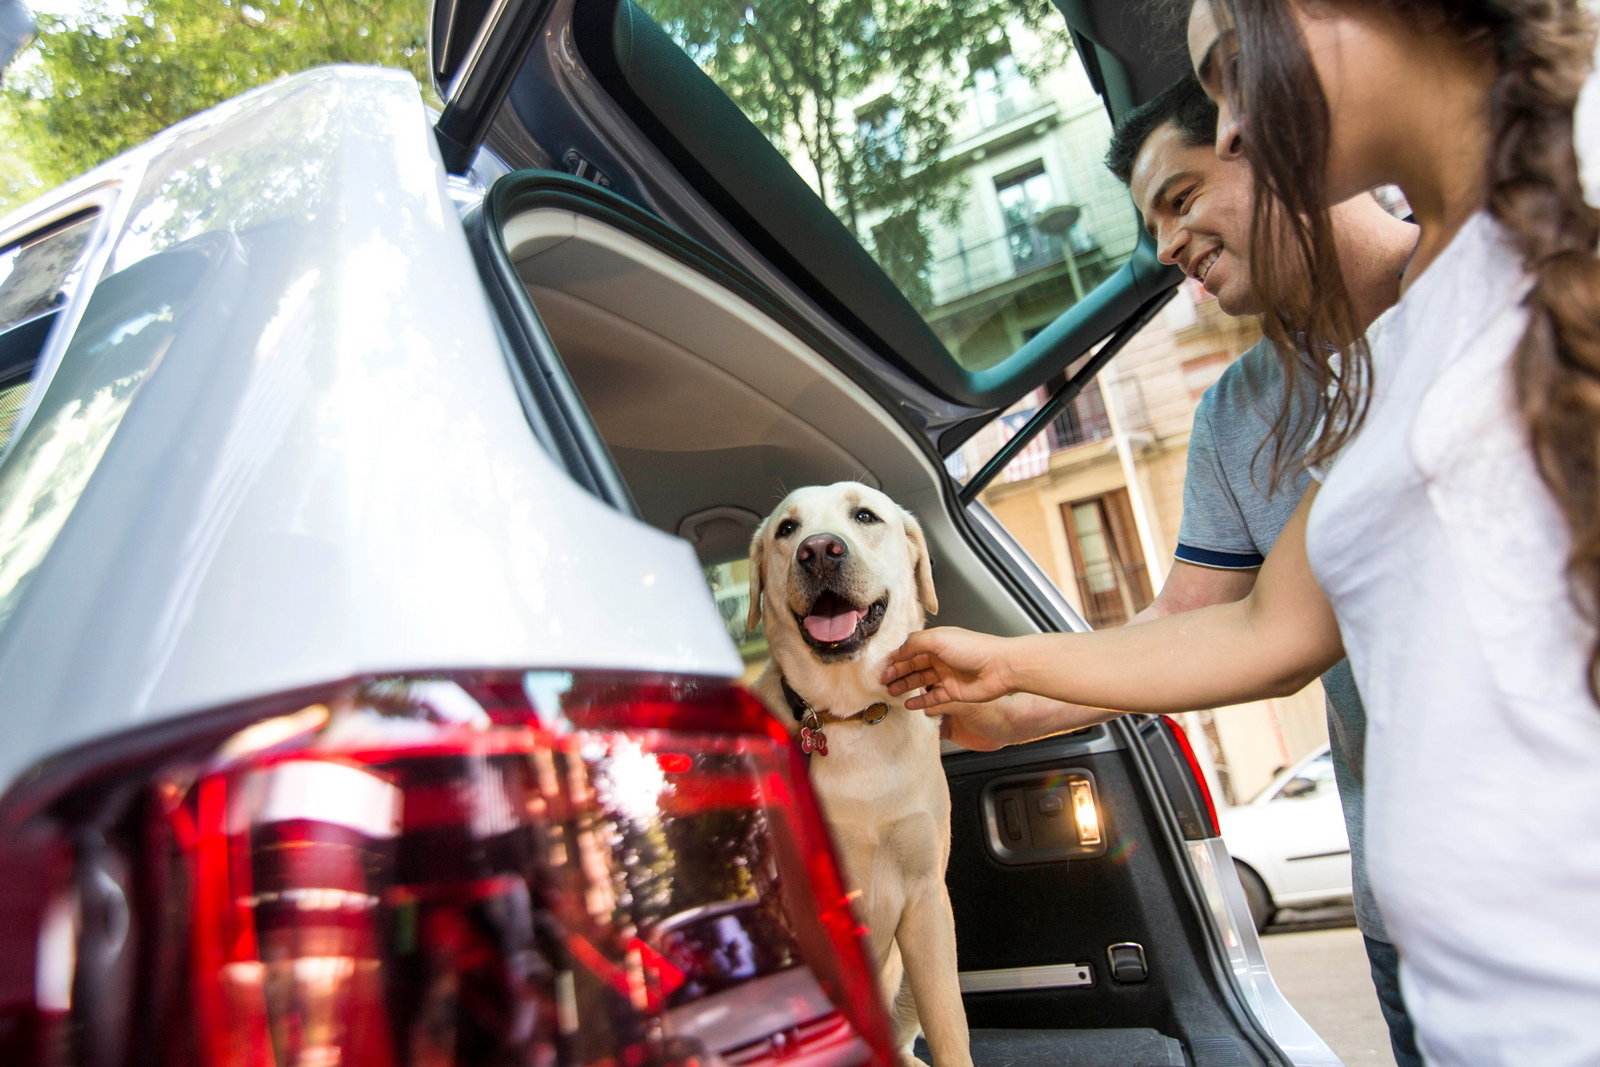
[853,508,881,525]
[775,519,798,538]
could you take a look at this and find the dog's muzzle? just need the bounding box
[795,590,888,658]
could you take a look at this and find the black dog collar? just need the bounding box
[779,676,889,758]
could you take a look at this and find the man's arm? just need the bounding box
[1134,559,1259,620]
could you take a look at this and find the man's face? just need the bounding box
[1128,121,1259,316]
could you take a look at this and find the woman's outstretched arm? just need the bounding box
[883,489,1343,726]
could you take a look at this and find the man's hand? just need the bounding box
[930,692,1124,750]
[882,626,1015,710]
[928,692,1108,750]
[931,696,1024,751]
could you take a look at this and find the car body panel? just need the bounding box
[0,67,740,790]
[1186,837,1343,1067]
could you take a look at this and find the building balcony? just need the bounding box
[927,220,1105,311]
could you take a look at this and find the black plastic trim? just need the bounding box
[936,501,1289,1065]
[918,1028,1186,1065]
[434,0,557,174]
[1048,0,1192,118]
[459,197,639,514]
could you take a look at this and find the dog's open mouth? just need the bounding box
[796,591,888,656]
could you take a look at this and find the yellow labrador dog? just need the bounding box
[746,482,972,1067]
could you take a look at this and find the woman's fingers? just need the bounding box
[885,663,942,696]
[882,645,938,689]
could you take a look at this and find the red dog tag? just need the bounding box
[800,713,829,757]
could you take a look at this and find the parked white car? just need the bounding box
[1220,746,1355,931]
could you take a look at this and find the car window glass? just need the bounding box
[0,213,100,454]
[0,235,220,633]
[1275,752,1335,800]
[636,0,1140,371]
[704,559,766,682]
[0,380,27,448]
[654,902,800,1005]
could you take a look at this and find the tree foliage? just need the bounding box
[642,0,1069,306]
[0,0,431,209]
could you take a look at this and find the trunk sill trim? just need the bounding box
[959,963,1094,993]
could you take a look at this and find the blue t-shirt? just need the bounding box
[1177,339,1385,941]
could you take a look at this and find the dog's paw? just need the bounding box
[896,1052,931,1067]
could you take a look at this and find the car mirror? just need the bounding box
[1278,775,1319,799]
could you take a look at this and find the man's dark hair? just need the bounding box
[1104,75,1218,186]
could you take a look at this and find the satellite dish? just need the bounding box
[1035,203,1083,237]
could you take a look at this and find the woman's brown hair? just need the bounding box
[1211,0,1600,699]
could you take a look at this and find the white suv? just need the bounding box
[0,1,1341,1064]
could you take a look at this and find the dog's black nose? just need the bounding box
[796,533,847,572]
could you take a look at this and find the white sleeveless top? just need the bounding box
[1304,70,1600,1067]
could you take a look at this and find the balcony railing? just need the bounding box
[926,224,1071,306]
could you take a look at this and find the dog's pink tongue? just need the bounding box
[804,610,862,643]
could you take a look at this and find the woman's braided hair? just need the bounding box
[1215,0,1600,700]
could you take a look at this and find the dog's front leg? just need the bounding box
[896,886,973,1067]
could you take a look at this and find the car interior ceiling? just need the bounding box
[504,205,1036,641]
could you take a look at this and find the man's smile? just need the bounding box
[1190,247,1221,286]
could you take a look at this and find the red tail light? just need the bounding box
[1157,715,1220,838]
[0,672,896,1066]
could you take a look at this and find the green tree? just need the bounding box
[642,0,1069,310]
[0,0,432,210]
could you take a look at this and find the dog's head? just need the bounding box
[746,482,937,666]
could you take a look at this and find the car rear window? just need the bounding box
[0,212,99,454]
[0,229,224,633]
[634,0,1140,373]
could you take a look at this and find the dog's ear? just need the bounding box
[902,510,938,616]
[746,521,767,633]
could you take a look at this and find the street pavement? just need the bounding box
[1261,909,1398,1067]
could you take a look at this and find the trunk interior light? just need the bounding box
[1069,778,1102,848]
[0,671,896,1066]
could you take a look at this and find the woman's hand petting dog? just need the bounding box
[882,626,1015,709]
[886,630,1126,750]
